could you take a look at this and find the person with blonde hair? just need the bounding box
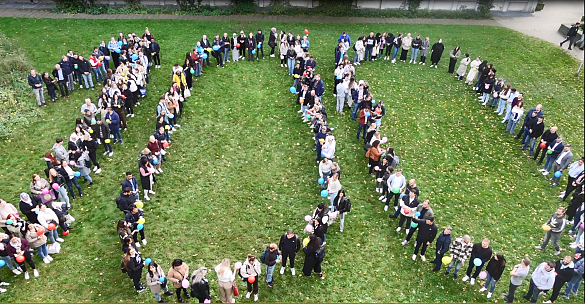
[214,258,235,303]
[190,266,211,303]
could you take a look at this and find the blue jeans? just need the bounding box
[410,48,420,62]
[354,52,360,63]
[365,47,373,61]
[503,103,513,121]
[356,123,366,139]
[506,119,519,134]
[544,154,556,172]
[92,67,104,82]
[481,92,490,104]
[563,274,582,295]
[485,273,498,293]
[36,243,48,259]
[521,127,530,144]
[350,102,360,120]
[66,177,82,197]
[525,138,537,154]
[194,62,201,77]
[287,58,295,74]
[103,59,110,70]
[112,128,122,141]
[446,260,463,274]
[222,49,229,63]
[329,193,337,209]
[55,185,70,208]
[392,46,400,60]
[266,265,275,283]
[0,255,16,270]
[81,73,94,89]
[489,96,499,107]
[497,99,507,114]
[82,174,93,184]
[47,229,59,243]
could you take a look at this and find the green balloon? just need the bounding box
[546,150,553,155]
[392,188,399,194]
[6,219,13,225]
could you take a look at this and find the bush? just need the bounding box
[477,0,495,18]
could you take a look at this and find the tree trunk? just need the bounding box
[176,0,182,10]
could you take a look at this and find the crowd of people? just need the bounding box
[4,24,584,303]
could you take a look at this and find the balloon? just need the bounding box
[137,218,146,225]
[336,75,341,80]
[131,54,138,61]
[304,223,314,233]
[554,171,562,178]
[305,114,311,120]
[252,50,256,55]
[539,142,547,149]
[48,223,57,231]
[69,161,76,166]
[117,41,123,46]
[321,152,326,158]
[442,256,452,265]
[90,119,97,124]
[182,279,190,288]
[376,120,381,125]
[294,74,300,79]
[105,56,111,61]
[35,210,39,214]
[135,201,144,209]
[374,166,380,171]
[165,125,170,130]
[305,215,312,221]
[234,262,242,270]
[320,190,328,197]
[365,112,371,117]
[159,276,165,283]
[152,159,159,165]
[301,44,307,48]
[247,276,256,284]
[106,119,111,124]
[547,150,553,154]
[145,258,152,265]
[318,178,324,185]
[202,54,208,59]
[473,258,482,267]
[400,194,406,199]
[303,238,310,247]
[0,260,5,267]
[44,194,52,200]
[257,44,261,49]
[205,48,212,53]
[51,183,60,190]
[190,68,195,74]
[415,211,421,217]
[15,255,25,263]
[581,223,585,229]
[212,45,220,51]
[6,219,13,225]
[204,299,211,303]
[74,171,81,177]
[62,230,69,236]
[236,43,241,48]
[404,209,410,215]
[137,223,144,230]
[89,129,94,134]
[168,114,174,119]
[36,228,45,235]
[114,48,121,54]
[381,137,388,144]
[304,29,309,35]
[479,271,488,279]
[392,188,399,194]
[289,86,297,94]
[372,99,377,104]
[410,221,418,228]
[41,189,49,195]
[104,139,111,144]
[542,224,551,231]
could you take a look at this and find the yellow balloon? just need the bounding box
[542,224,551,231]
[104,139,111,144]
[137,218,145,224]
[89,129,93,133]
[303,238,309,247]
[442,256,452,265]
[165,125,170,130]
[135,201,144,209]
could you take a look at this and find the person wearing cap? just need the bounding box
[548,145,573,184]
[430,227,452,271]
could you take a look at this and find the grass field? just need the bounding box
[0,18,583,303]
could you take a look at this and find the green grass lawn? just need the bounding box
[0,18,583,303]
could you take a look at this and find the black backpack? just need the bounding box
[259,247,268,264]
[315,247,325,260]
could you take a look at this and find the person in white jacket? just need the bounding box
[240,255,261,301]
[322,136,336,160]
[522,261,556,303]
[465,57,482,85]
[214,258,235,304]
[384,169,406,212]
[36,204,63,243]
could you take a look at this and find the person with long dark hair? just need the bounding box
[168,259,190,303]
[448,46,461,73]
[139,157,156,201]
[366,140,384,176]
[479,253,507,299]
[333,190,351,232]
[123,247,146,293]
[429,38,445,68]
[302,234,324,278]
[147,261,173,303]
[82,133,101,175]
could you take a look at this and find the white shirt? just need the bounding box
[568,161,584,178]
[556,151,569,164]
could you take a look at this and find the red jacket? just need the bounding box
[359,109,368,125]
[6,238,30,257]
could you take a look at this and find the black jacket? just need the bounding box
[78,59,91,73]
[263,247,279,266]
[190,278,210,300]
[470,243,493,263]
[540,129,559,144]
[150,42,160,54]
[126,255,144,279]
[92,123,110,140]
[555,259,574,283]
[334,196,351,213]
[413,218,437,243]
[246,37,256,50]
[279,233,301,253]
[435,231,452,255]
[19,196,42,224]
[116,194,136,213]
[485,256,507,281]
[255,32,265,45]
[268,32,276,47]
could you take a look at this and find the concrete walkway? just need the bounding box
[0,1,582,60]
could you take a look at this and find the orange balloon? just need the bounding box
[247,276,256,283]
[16,255,25,263]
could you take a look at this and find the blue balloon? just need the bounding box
[289,86,297,94]
[318,178,324,185]
[168,114,174,119]
[365,112,371,117]
[152,159,159,165]
[131,54,138,61]
[305,114,311,120]
[0,260,5,267]
[376,120,381,125]
[336,75,342,80]
[117,41,123,46]
[372,99,377,104]
[145,258,152,265]
[257,44,261,49]
[320,190,328,197]
[321,152,326,157]
[74,171,81,177]
[212,45,220,51]
[554,171,562,178]
[202,54,208,59]
[252,50,256,55]
[114,48,121,54]
[158,276,165,283]
[400,193,406,198]
[35,210,39,214]
[415,211,421,217]
[473,258,482,267]
[137,223,144,230]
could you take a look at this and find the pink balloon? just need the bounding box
[41,189,49,195]
[478,271,487,279]
[234,261,242,270]
[204,299,211,303]
[52,183,60,190]
[304,215,312,222]
[581,223,584,229]
[69,161,76,166]
[182,279,189,288]
[374,166,380,171]
[304,223,314,233]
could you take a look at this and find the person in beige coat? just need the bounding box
[146,261,173,303]
[215,258,235,303]
[168,259,190,303]
[456,53,471,81]
[24,223,51,264]
[30,174,50,197]
[0,199,19,232]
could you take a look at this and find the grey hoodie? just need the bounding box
[546,212,566,233]
[52,143,68,163]
[531,262,555,290]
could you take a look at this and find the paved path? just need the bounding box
[0,1,582,60]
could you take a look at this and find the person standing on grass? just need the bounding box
[146,261,174,303]
[125,206,147,246]
[560,159,584,201]
[506,100,524,134]
[279,229,300,276]
[430,226,452,272]
[268,27,277,58]
[366,140,384,176]
[522,260,555,303]
[383,169,406,212]
[548,146,574,186]
[560,22,581,50]
[429,38,445,68]
[28,69,46,107]
[24,223,50,264]
[82,133,101,175]
[214,258,235,304]
[400,33,412,63]
[200,34,212,68]
[302,234,324,279]
[42,72,57,103]
[402,199,434,245]
[168,259,190,303]
[561,253,583,299]
[502,90,520,124]
[521,116,545,154]
[48,168,70,207]
[106,107,123,145]
[541,140,568,176]
[255,29,265,60]
[544,255,574,303]
[262,243,280,288]
[390,190,419,234]
[333,190,351,232]
[533,126,559,164]
[535,207,566,255]
[409,34,422,64]
[190,267,211,303]
[516,104,544,142]
[480,253,507,299]
[445,235,473,279]
[6,236,38,280]
[241,254,261,302]
[418,36,430,65]
[502,257,531,303]
[462,238,493,285]
[123,247,146,293]
[456,53,470,80]
[92,118,113,157]
[410,216,438,261]
[356,107,370,141]
[448,46,461,74]
[312,203,330,245]
[52,64,69,98]
[390,33,402,63]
